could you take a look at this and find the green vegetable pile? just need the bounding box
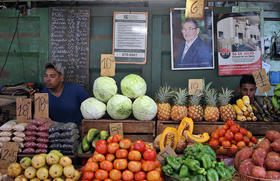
[162,143,235,181]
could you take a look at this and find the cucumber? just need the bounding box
[99,130,109,140]
[92,135,100,148]
[82,136,90,152]
[77,143,83,155]
[87,128,99,143]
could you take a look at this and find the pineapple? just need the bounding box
[155,86,173,120]
[218,88,236,122]
[188,91,203,121]
[171,88,188,121]
[204,88,220,122]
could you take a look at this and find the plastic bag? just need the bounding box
[35,148,47,153]
[49,144,61,150]
[13,123,27,132]
[24,136,36,142]
[12,136,24,143]
[38,125,50,132]
[13,131,25,138]
[60,122,77,131]
[49,139,60,144]
[37,137,48,143]
[49,132,61,140]
[37,131,49,138]
[23,147,35,153]
[37,143,48,149]
[49,123,64,133]
[61,150,74,155]
[25,124,38,131]
[60,129,79,138]
[0,131,12,137]
[60,135,79,144]
[30,119,47,126]
[24,130,37,136]
[24,141,37,148]
[17,142,24,148]
[0,137,11,142]
[0,120,16,131]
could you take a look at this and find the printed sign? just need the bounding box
[110,123,123,137]
[188,79,204,95]
[185,0,205,19]
[252,69,271,93]
[34,93,49,119]
[0,142,19,168]
[157,146,177,165]
[101,54,116,77]
[16,98,32,123]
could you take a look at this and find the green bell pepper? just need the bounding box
[216,165,232,180]
[191,175,207,181]
[207,168,219,181]
[216,161,226,167]
[197,152,212,170]
[179,165,189,178]
[201,145,216,161]
[166,155,181,171]
[183,158,201,171]
[227,165,236,175]
[176,155,185,165]
[162,164,173,175]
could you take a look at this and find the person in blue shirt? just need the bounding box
[41,62,89,125]
[175,19,213,69]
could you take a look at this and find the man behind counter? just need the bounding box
[230,74,257,105]
[41,62,89,125]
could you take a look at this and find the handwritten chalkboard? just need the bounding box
[49,8,90,87]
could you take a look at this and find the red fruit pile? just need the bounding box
[208,120,258,155]
[81,134,163,181]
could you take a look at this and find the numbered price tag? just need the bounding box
[156,146,177,165]
[188,79,204,95]
[252,69,271,93]
[101,54,115,77]
[185,0,206,19]
[0,142,19,169]
[34,93,49,119]
[16,98,32,123]
[110,123,123,137]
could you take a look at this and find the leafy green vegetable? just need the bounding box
[132,96,157,121]
[80,97,106,119]
[107,94,132,119]
[93,76,117,102]
[121,74,147,98]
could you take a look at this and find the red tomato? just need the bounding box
[112,134,123,143]
[231,139,237,145]
[116,149,128,159]
[237,141,246,148]
[134,171,146,181]
[243,136,250,145]
[109,169,122,181]
[251,136,258,144]
[222,124,229,130]
[81,166,86,173]
[141,160,156,172]
[106,153,115,162]
[95,169,108,180]
[143,148,157,161]
[209,139,219,148]
[154,167,162,175]
[248,142,254,147]
[222,140,231,148]
[100,160,113,171]
[230,124,239,134]
[93,153,105,162]
[240,128,248,136]
[133,140,146,152]
[247,131,253,139]
[128,161,142,172]
[107,136,113,143]
[234,132,244,142]
[226,120,235,127]
[87,157,94,163]
[146,170,160,181]
[113,159,128,170]
[122,170,134,181]
[84,161,99,172]
[211,132,219,140]
[217,146,228,155]
[119,138,132,149]
[96,140,108,154]
[128,150,142,161]
[219,137,225,144]
[82,171,94,180]
[108,143,120,154]
[104,179,113,181]
[229,144,238,155]
[218,128,226,137]
[225,130,234,140]
[154,160,161,168]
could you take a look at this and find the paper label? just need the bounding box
[252,69,271,93]
[185,0,205,19]
[188,79,203,95]
[16,98,32,123]
[0,142,19,168]
[101,54,115,77]
[34,93,49,119]
[110,123,123,137]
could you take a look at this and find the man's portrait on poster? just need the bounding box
[171,8,214,70]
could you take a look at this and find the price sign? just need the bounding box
[157,146,177,165]
[16,98,32,123]
[0,142,19,168]
[185,0,205,19]
[252,69,271,93]
[34,93,49,119]
[101,54,115,77]
[110,123,123,137]
[188,79,204,95]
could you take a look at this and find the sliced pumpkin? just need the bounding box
[160,127,179,151]
[186,130,210,143]
[177,117,194,137]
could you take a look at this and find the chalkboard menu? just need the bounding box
[49,8,90,87]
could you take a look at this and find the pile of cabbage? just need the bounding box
[80,74,157,121]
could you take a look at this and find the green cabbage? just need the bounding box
[80,97,106,119]
[132,95,157,121]
[121,74,147,98]
[107,94,132,120]
[93,77,117,103]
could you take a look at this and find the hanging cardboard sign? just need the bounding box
[188,79,204,95]
[185,0,205,19]
[252,69,271,93]
[16,98,32,123]
[34,93,49,119]
[0,142,19,168]
[157,146,177,165]
[101,54,115,77]
[110,123,123,137]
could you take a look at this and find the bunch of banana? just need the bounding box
[272,83,280,111]
[233,95,257,121]
[251,96,280,122]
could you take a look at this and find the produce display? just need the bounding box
[162,143,236,181]
[81,134,163,181]
[7,150,81,180]
[272,83,280,112]
[77,128,109,155]
[235,130,280,180]
[208,120,258,156]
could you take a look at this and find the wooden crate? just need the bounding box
[82,119,155,142]
[157,120,280,137]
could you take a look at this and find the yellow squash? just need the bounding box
[160,127,179,151]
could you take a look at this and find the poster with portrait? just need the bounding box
[217,12,262,75]
[171,8,214,70]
